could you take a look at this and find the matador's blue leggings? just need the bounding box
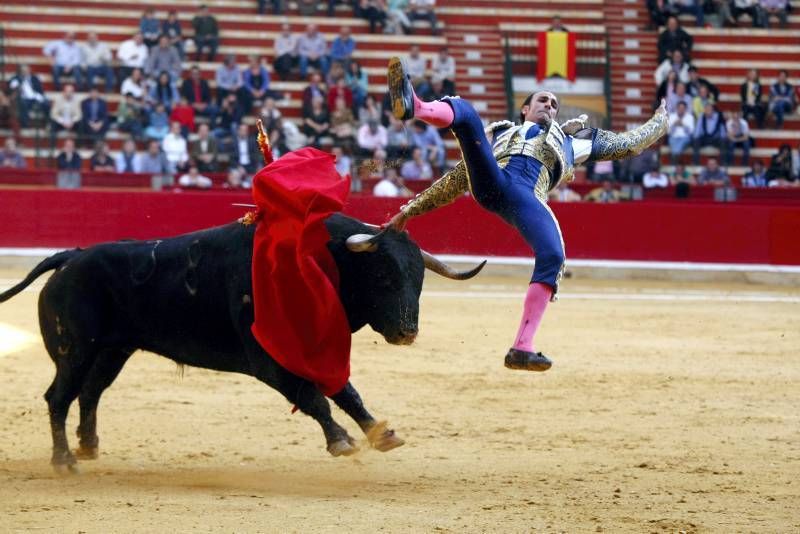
[445,98,565,289]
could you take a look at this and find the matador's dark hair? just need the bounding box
[519,93,534,123]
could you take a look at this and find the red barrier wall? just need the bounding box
[1,189,798,264]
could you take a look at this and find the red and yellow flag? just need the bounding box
[537,31,577,82]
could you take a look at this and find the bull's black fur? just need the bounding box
[1,214,426,471]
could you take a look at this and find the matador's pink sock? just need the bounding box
[414,94,454,128]
[512,282,553,353]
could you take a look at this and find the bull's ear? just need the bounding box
[346,233,379,253]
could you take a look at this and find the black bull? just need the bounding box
[0,214,484,473]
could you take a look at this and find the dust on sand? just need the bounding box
[1,271,798,532]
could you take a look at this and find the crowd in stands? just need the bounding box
[0,3,456,195]
[647,0,791,29]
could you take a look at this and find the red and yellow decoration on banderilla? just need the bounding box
[256,119,274,165]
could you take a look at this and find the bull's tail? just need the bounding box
[0,249,82,303]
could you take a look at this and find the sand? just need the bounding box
[1,269,798,533]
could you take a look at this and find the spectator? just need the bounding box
[691,83,715,117]
[145,103,170,141]
[139,139,171,179]
[670,163,696,185]
[162,121,189,174]
[725,111,751,166]
[742,160,768,186]
[670,0,704,26]
[405,45,428,90]
[646,0,671,27]
[355,0,388,34]
[654,49,690,86]
[115,138,142,173]
[386,116,412,159]
[140,8,161,48]
[693,103,726,164]
[345,61,369,111]
[356,119,388,158]
[642,166,670,188]
[668,100,695,164]
[620,145,659,183]
[145,35,182,84]
[760,0,789,28]
[330,95,357,151]
[332,145,353,178]
[297,24,329,79]
[697,158,730,185]
[273,24,298,80]
[242,55,283,113]
[224,167,252,189]
[0,138,26,168]
[302,96,331,148]
[766,144,794,184]
[8,65,48,128]
[162,10,185,58]
[328,78,353,113]
[667,81,693,114]
[330,27,356,69]
[373,167,412,197]
[229,123,260,175]
[387,0,412,35]
[56,138,82,189]
[732,0,766,27]
[259,97,282,132]
[326,60,347,88]
[0,86,18,137]
[212,93,242,147]
[302,72,327,110]
[548,182,582,202]
[400,146,432,180]
[81,32,114,93]
[409,0,439,34]
[170,96,196,137]
[216,55,244,105]
[43,31,83,91]
[117,33,149,83]
[297,0,318,15]
[178,165,213,189]
[687,66,720,101]
[279,117,308,151]
[190,123,219,172]
[547,15,568,32]
[769,70,796,129]
[80,87,110,145]
[410,119,445,170]
[117,93,145,141]
[192,4,220,62]
[49,84,82,140]
[120,68,147,100]
[584,180,622,202]
[656,70,678,109]
[89,140,115,171]
[657,16,692,62]
[793,143,800,179]
[589,160,616,182]
[431,47,456,95]
[740,68,766,128]
[149,71,180,112]
[358,94,383,124]
[181,65,217,122]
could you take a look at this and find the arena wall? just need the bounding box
[1,190,798,265]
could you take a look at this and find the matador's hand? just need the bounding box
[560,114,588,135]
[656,98,667,116]
[384,211,410,232]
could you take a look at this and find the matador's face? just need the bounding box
[521,91,559,125]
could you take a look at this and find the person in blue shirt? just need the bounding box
[385,56,668,372]
[330,27,356,69]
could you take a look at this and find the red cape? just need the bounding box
[250,148,352,396]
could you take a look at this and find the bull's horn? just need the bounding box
[346,232,384,252]
[421,251,486,280]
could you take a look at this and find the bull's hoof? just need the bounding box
[367,421,405,452]
[52,462,81,476]
[74,446,99,460]
[327,438,360,457]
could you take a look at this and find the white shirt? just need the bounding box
[406,54,427,79]
[357,124,388,151]
[162,133,188,165]
[643,171,669,188]
[117,38,149,68]
[120,77,145,99]
[237,138,251,166]
[178,173,213,188]
[432,54,455,81]
[82,41,112,67]
[373,179,401,197]
[668,111,695,139]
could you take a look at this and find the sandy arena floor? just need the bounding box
[0,267,798,533]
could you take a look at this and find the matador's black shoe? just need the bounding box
[388,56,415,120]
[504,348,553,372]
